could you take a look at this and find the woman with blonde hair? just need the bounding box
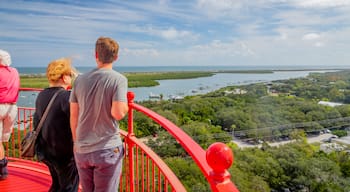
[34,58,79,191]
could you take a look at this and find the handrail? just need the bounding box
[127,91,239,192]
[19,87,44,92]
[120,129,187,192]
[12,88,239,192]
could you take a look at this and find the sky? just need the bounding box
[1,0,350,67]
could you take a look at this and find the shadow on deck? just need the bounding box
[1,158,51,192]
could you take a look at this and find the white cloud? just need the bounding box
[121,48,159,57]
[158,0,170,6]
[314,42,324,47]
[160,28,195,40]
[301,33,325,47]
[279,33,288,40]
[302,33,321,40]
[292,0,350,8]
[191,40,255,57]
[196,0,243,18]
[275,9,328,27]
[137,26,199,41]
[197,0,242,11]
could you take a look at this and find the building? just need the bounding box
[317,101,343,107]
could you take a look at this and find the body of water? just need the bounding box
[129,70,333,101]
[18,67,337,107]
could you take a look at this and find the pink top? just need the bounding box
[0,66,20,103]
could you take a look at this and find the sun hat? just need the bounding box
[0,49,11,66]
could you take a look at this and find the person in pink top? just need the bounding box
[0,49,20,180]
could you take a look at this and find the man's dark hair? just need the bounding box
[95,37,119,64]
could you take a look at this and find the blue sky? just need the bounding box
[1,0,350,67]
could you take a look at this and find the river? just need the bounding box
[18,70,333,107]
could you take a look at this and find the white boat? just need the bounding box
[149,92,161,99]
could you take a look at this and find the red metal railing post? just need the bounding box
[206,142,239,192]
[127,92,136,192]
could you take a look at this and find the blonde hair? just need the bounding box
[46,58,74,83]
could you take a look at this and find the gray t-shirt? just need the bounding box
[70,68,128,153]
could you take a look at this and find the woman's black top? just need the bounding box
[33,87,73,164]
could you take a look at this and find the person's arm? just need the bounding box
[70,102,79,142]
[111,101,128,121]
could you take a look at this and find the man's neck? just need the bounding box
[98,63,113,69]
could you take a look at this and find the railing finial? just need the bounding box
[206,142,233,172]
[206,142,239,192]
[127,91,135,103]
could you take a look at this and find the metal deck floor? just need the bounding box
[0,158,51,192]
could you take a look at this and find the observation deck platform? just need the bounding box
[1,158,52,192]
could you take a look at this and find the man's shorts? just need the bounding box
[0,104,17,142]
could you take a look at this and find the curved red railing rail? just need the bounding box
[6,88,239,192]
[126,91,239,192]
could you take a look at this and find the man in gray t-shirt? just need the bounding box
[70,37,128,192]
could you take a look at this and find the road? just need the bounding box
[232,133,336,148]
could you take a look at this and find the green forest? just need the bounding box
[121,70,350,192]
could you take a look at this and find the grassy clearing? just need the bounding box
[125,71,213,87]
[20,76,49,88]
[20,71,214,88]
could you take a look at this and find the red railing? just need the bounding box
[6,88,239,192]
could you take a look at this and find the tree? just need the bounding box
[165,157,209,191]
[336,105,350,117]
